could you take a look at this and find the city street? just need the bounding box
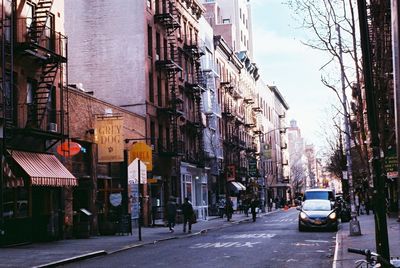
[61,210,336,268]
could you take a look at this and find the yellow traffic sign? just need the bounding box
[129,142,153,171]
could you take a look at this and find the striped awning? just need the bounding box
[9,150,78,187]
[2,156,24,188]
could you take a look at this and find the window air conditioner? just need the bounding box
[48,122,58,132]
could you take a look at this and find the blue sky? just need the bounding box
[251,0,338,151]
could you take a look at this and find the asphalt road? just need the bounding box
[61,209,337,268]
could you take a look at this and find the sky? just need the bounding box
[251,0,339,153]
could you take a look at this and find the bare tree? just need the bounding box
[286,0,371,185]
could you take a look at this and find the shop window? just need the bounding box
[3,187,28,219]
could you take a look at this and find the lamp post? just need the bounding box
[337,25,361,236]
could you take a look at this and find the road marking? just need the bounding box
[286,259,297,262]
[305,240,330,243]
[221,233,276,239]
[190,242,261,249]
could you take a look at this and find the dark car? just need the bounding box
[297,199,338,231]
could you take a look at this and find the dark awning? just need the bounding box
[9,150,77,187]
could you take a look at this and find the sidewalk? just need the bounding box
[0,209,279,268]
[333,213,400,267]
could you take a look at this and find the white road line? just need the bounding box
[332,230,339,268]
[305,240,330,243]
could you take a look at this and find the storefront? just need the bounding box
[180,162,208,220]
[1,150,77,245]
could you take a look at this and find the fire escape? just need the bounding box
[181,38,205,166]
[2,0,67,148]
[366,1,393,150]
[0,0,14,140]
[155,0,183,156]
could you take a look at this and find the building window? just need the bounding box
[149,71,154,103]
[150,121,156,146]
[163,38,168,60]
[157,74,162,106]
[147,0,151,9]
[222,18,230,24]
[147,25,153,57]
[156,32,160,60]
[183,20,187,43]
[45,14,55,51]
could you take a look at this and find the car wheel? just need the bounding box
[332,225,338,232]
[298,222,305,232]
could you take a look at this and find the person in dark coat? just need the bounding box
[250,198,259,222]
[166,196,177,232]
[182,197,194,233]
[225,197,233,221]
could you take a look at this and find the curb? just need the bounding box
[34,250,107,268]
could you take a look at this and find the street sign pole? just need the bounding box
[138,159,142,241]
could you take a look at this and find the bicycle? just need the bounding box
[348,247,400,267]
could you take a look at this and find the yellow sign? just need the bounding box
[147,178,158,184]
[94,116,124,163]
[129,142,153,171]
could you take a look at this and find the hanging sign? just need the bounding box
[56,141,82,157]
[94,116,124,163]
[129,142,153,171]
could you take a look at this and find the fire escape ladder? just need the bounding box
[27,62,59,128]
[1,5,14,133]
[195,94,205,166]
[29,0,53,41]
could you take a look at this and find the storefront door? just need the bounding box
[32,188,61,241]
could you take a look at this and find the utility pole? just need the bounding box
[357,0,390,261]
[337,25,360,235]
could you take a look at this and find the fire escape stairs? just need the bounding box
[29,1,54,42]
[1,12,15,134]
[27,57,59,129]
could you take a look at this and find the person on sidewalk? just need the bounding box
[250,198,259,222]
[182,197,194,233]
[355,193,360,216]
[226,197,233,221]
[268,197,273,212]
[166,196,177,233]
[217,198,225,218]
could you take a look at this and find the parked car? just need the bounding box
[297,199,338,232]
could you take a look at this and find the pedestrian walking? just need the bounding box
[250,198,259,222]
[355,194,360,216]
[274,197,279,209]
[182,197,194,233]
[217,198,225,218]
[166,196,177,233]
[268,197,273,212]
[226,197,233,221]
[365,195,371,215]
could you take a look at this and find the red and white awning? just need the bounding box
[2,156,24,188]
[9,150,78,187]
